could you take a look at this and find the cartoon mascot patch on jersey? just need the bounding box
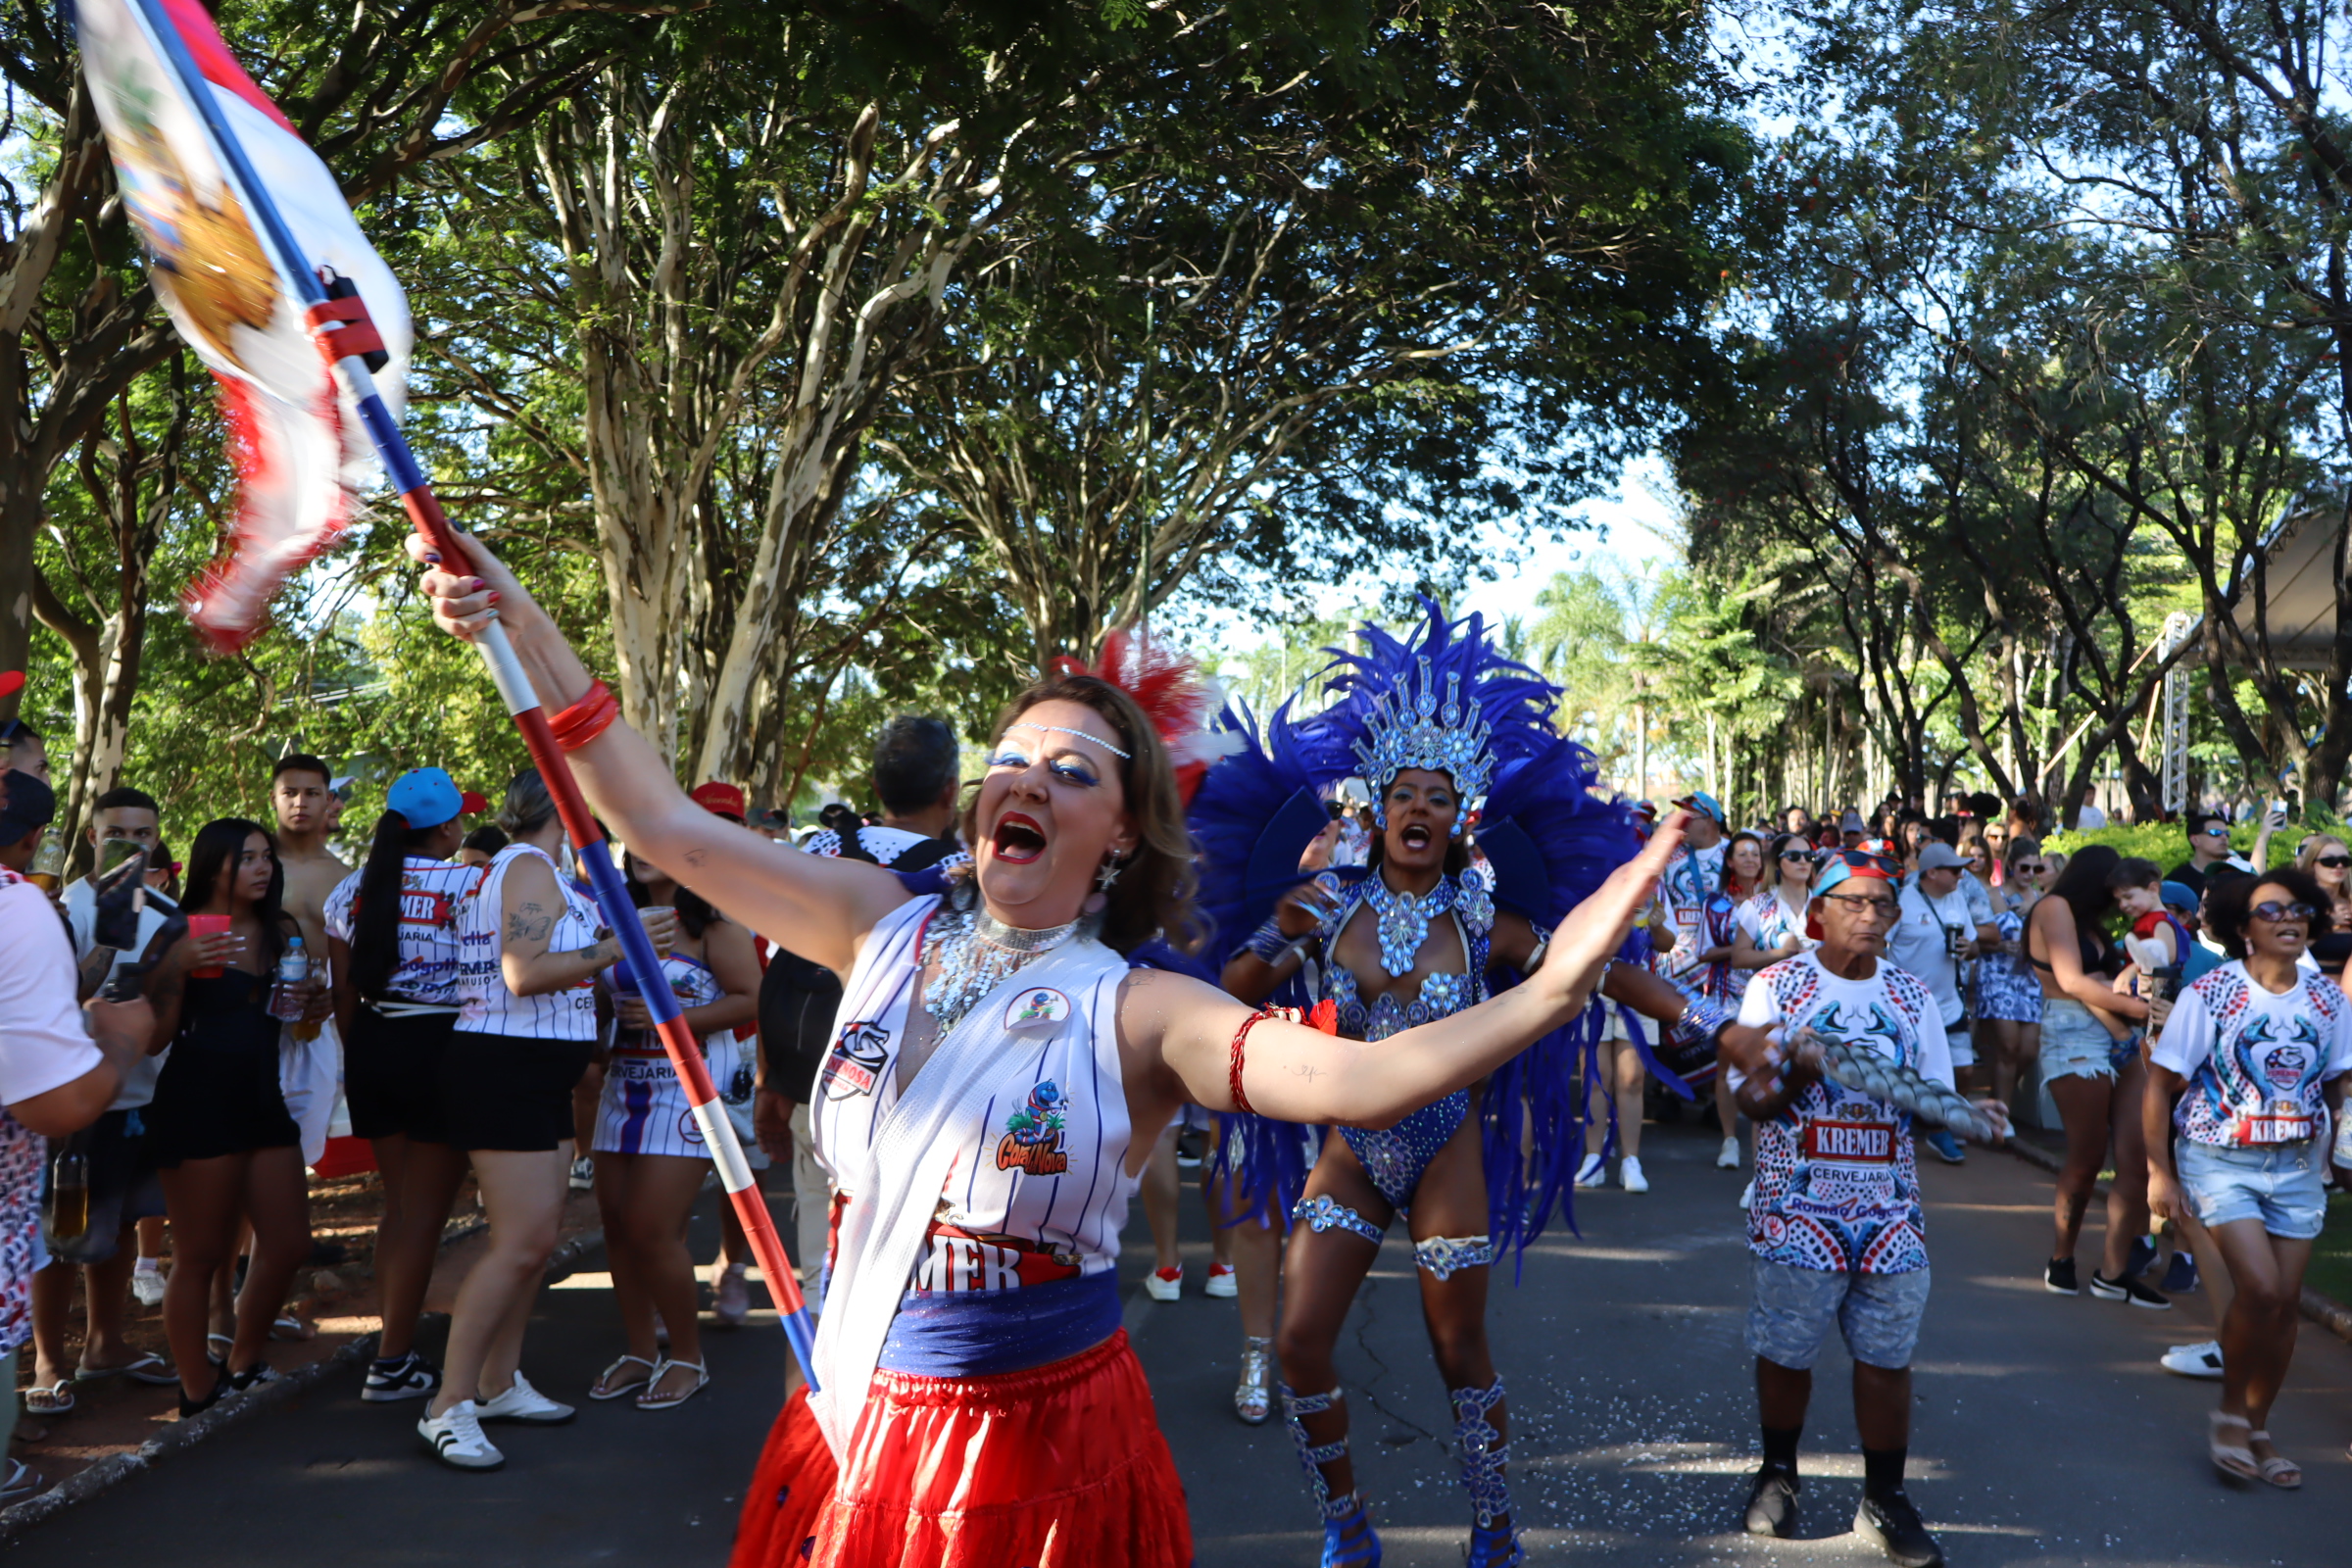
[996,1080,1071,1175]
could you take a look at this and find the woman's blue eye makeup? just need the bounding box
[988,747,1099,788]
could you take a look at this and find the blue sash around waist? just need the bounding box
[876,1269,1123,1379]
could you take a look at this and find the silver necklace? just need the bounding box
[1363,872,1455,978]
[920,882,1090,1031]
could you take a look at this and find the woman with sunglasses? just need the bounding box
[2027,848,2170,1305]
[2144,868,2351,1487]
[2292,836,2352,939]
[1975,837,2045,1110]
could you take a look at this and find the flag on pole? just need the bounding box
[74,0,412,652]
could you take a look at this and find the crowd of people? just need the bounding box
[3,583,2350,1568]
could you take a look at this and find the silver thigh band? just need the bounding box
[1414,1234,1495,1280]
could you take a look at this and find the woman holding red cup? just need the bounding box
[141,818,319,1416]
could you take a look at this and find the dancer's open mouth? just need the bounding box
[994,811,1049,864]
[1399,824,1433,850]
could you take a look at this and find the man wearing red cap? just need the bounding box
[1720,850,1979,1568]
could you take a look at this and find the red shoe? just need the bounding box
[1146,1265,1183,1301]
[1204,1262,1238,1298]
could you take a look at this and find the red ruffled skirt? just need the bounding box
[730,1330,1191,1568]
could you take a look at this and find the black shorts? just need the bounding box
[439,1030,592,1152]
[345,1006,459,1145]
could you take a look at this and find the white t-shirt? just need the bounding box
[61,876,176,1108]
[1888,883,1973,1027]
[2153,961,2352,1147]
[1737,889,1816,959]
[0,873,105,1107]
[1658,841,1727,975]
[2077,804,2108,829]
[1731,950,1951,1274]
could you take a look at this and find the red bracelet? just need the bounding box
[549,679,619,752]
[1228,1001,1340,1116]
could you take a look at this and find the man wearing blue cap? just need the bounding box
[1659,791,1728,977]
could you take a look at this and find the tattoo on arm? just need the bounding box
[684,848,710,867]
[506,903,554,946]
[1290,1062,1324,1083]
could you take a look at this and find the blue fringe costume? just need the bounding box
[1189,602,1639,1568]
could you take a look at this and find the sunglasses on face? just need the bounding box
[2015,861,2044,874]
[1779,850,1814,862]
[2250,900,2316,923]
[2318,856,2351,869]
[2194,825,2227,838]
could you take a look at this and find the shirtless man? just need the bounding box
[270,755,348,1184]
[270,755,347,956]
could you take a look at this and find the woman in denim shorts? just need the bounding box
[2146,867,2352,1488]
[2027,848,2169,1303]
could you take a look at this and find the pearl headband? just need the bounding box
[1003,721,1132,761]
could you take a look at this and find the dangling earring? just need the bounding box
[1096,852,1125,892]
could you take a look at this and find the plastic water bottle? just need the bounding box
[270,936,310,1022]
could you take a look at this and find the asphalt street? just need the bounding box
[9,1119,2348,1566]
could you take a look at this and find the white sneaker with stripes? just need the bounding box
[418,1400,504,1470]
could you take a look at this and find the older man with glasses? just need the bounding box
[2166,811,2254,906]
[1718,849,2008,1568]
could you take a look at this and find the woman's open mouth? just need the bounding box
[993,811,1049,865]
[1398,823,1433,851]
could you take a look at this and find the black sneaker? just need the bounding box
[2160,1250,2200,1293]
[1743,1468,1800,1538]
[362,1350,442,1403]
[1852,1489,1944,1568]
[2088,1270,2171,1309]
[2125,1234,2157,1278]
[2043,1256,2079,1295]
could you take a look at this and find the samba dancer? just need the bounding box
[1199,606,1724,1568]
[410,539,1682,1568]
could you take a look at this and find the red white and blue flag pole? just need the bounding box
[102,0,821,1390]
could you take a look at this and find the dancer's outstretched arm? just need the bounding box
[410,532,909,972]
[1132,817,1685,1127]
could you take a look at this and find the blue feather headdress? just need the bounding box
[1189,599,1640,1255]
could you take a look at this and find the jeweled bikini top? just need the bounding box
[1316,868,1494,1042]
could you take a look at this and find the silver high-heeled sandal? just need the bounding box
[1234,1336,1273,1425]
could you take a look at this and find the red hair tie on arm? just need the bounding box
[1228,1000,1339,1115]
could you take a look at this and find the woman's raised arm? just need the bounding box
[1134,818,1682,1126]
[411,532,911,971]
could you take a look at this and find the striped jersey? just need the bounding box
[323,856,483,1007]
[455,844,600,1040]
[812,895,1135,1296]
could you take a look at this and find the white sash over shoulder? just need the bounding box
[808,896,1127,1459]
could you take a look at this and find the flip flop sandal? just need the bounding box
[22,1381,74,1416]
[269,1314,315,1342]
[634,1358,710,1411]
[0,1458,43,1503]
[2209,1411,2259,1482]
[77,1351,178,1387]
[589,1354,658,1401]
[2247,1432,2302,1490]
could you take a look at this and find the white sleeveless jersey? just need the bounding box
[323,857,485,1007]
[455,844,600,1040]
[809,896,1136,1295]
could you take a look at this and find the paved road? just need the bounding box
[11,1121,2349,1565]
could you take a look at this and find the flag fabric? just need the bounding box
[74,0,412,652]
